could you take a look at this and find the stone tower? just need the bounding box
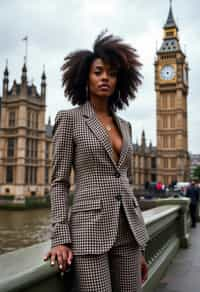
[0,61,52,198]
[155,2,190,185]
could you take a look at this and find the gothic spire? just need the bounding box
[4,59,9,78]
[48,116,51,125]
[141,130,146,146]
[21,58,27,83]
[158,1,181,53]
[22,63,27,73]
[3,59,9,96]
[41,65,46,98]
[164,0,178,30]
[41,65,46,81]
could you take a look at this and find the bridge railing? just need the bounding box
[0,198,190,292]
[142,197,190,292]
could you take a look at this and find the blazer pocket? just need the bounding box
[71,199,101,213]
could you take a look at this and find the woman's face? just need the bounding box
[88,58,118,99]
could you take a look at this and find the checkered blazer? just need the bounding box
[50,101,149,255]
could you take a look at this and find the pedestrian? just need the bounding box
[155,181,162,196]
[186,181,199,228]
[44,31,149,291]
[145,181,150,191]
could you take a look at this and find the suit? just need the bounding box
[50,101,149,291]
[51,100,148,253]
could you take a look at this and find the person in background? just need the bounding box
[186,181,199,228]
[145,181,150,191]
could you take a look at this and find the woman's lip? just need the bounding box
[98,85,110,89]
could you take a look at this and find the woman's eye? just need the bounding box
[94,71,101,75]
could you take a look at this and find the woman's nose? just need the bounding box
[101,71,109,80]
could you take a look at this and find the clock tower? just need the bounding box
[155,2,190,185]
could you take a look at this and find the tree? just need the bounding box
[192,166,200,180]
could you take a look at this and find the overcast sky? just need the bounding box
[0,0,199,153]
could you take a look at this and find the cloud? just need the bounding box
[0,0,199,153]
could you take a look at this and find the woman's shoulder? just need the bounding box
[55,106,81,120]
[53,107,81,135]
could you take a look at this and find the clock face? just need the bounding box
[160,65,176,81]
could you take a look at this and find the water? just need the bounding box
[0,209,51,255]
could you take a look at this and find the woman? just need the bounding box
[44,32,149,292]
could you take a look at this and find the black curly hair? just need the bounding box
[61,31,142,111]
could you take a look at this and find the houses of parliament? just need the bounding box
[0,4,190,198]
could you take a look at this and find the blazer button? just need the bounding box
[115,195,121,201]
[115,172,121,178]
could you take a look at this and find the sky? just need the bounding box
[0,0,199,153]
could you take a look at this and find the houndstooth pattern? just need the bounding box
[50,100,149,254]
[74,205,142,292]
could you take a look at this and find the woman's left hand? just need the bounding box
[141,254,148,283]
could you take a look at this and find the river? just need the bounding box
[0,209,51,255]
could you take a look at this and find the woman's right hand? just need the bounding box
[43,245,73,272]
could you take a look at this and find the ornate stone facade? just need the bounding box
[0,63,52,198]
[133,131,157,190]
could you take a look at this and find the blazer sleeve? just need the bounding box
[50,110,74,248]
[127,122,134,191]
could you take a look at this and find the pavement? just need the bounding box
[155,224,200,292]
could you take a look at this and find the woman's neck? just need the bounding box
[89,96,111,117]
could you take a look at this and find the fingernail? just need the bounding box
[51,261,55,265]
[59,264,63,269]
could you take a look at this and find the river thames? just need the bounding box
[0,209,51,255]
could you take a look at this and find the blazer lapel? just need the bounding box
[81,101,118,169]
[112,114,129,168]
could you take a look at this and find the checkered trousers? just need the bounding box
[50,101,149,254]
[74,205,142,292]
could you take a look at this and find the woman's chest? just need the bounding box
[106,125,123,161]
[72,117,132,163]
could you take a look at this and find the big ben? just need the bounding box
[155,2,190,185]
